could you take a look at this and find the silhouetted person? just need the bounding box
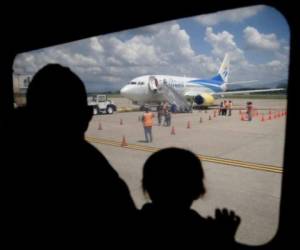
[7,64,136,247]
[139,147,241,248]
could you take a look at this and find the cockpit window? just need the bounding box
[130,82,136,85]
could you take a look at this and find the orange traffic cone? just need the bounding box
[98,122,102,130]
[268,114,272,120]
[121,136,128,147]
[187,121,191,129]
[171,126,176,135]
[252,109,256,117]
[241,113,245,121]
[120,119,123,125]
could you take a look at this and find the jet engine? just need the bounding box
[194,93,215,106]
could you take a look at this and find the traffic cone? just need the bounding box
[120,118,123,125]
[268,114,272,120]
[187,121,191,129]
[252,109,256,117]
[241,113,245,121]
[171,126,176,135]
[98,122,102,130]
[121,136,128,147]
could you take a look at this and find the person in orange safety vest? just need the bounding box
[142,106,155,143]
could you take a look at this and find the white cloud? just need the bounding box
[13,18,288,92]
[267,60,281,67]
[243,26,280,50]
[204,27,245,63]
[14,22,215,91]
[90,37,104,53]
[195,5,264,26]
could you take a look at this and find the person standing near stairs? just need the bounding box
[142,106,155,142]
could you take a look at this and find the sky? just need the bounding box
[13,5,290,92]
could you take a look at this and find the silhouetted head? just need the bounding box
[26,64,92,138]
[142,147,206,209]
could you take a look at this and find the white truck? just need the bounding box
[87,94,117,115]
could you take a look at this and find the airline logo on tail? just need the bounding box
[210,53,230,84]
[219,53,230,83]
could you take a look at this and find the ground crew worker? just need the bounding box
[246,101,253,121]
[157,103,163,126]
[228,100,232,116]
[142,107,155,142]
[164,109,171,126]
[219,101,223,115]
[162,101,169,114]
[171,102,177,113]
[223,100,227,116]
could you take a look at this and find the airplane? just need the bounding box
[120,53,284,111]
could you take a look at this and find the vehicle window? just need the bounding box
[13,5,289,246]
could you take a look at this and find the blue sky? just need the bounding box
[14,5,290,92]
[179,6,289,64]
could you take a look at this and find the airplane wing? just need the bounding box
[226,80,258,85]
[212,88,285,98]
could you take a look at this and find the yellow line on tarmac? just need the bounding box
[86,136,283,174]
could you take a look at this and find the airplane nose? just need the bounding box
[120,85,130,97]
[120,85,127,96]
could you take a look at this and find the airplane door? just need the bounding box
[149,76,158,91]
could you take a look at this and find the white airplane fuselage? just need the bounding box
[120,53,283,107]
[121,54,231,107]
[120,74,226,105]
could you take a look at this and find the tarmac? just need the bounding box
[85,98,287,245]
